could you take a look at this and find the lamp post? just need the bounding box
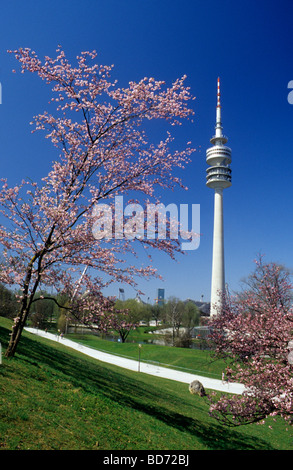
[138,344,142,372]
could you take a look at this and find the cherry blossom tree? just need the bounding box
[1,46,195,357]
[110,309,139,343]
[208,258,293,426]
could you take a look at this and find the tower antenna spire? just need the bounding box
[206,78,232,316]
[215,77,223,139]
[217,77,221,107]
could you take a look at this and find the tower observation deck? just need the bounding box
[206,78,232,189]
[206,78,232,316]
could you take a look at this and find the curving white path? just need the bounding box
[24,327,245,395]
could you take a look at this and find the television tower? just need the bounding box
[206,78,232,316]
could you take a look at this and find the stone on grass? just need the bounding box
[189,380,206,397]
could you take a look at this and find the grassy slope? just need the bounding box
[0,317,292,450]
[67,332,225,379]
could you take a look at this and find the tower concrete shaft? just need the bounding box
[206,78,232,316]
[210,188,224,315]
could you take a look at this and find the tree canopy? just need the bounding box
[0,47,194,357]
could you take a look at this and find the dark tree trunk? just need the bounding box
[5,304,29,357]
[5,255,42,357]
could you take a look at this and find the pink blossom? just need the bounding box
[209,258,293,427]
[3,46,195,357]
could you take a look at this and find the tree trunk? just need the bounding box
[5,257,42,357]
[5,305,29,357]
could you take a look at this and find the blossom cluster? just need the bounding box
[2,46,195,356]
[208,259,293,426]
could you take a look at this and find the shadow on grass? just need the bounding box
[0,326,275,451]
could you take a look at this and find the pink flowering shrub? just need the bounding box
[209,258,293,426]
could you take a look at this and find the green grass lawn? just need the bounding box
[0,317,292,450]
[67,331,225,379]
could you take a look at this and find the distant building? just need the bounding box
[135,293,143,303]
[118,288,125,301]
[185,298,210,316]
[156,288,165,306]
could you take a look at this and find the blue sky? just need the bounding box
[0,0,293,304]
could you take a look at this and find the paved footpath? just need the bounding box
[25,327,245,395]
